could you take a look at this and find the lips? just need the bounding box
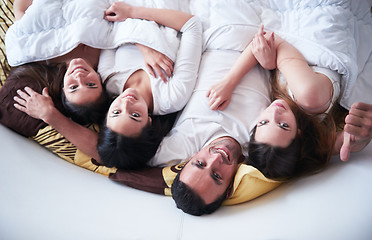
[272,102,286,110]
[70,66,87,75]
[122,94,137,101]
[215,147,230,163]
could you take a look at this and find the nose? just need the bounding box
[120,97,134,113]
[73,71,86,81]
[273,107,284,122]
[208,152,223,167]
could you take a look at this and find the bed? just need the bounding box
[1,0,372,239]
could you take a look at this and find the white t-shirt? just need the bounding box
[149,50,271,167]
[97,16,202,115]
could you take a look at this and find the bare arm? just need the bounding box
[14,87,101,162]
[13,0,33,20]
[274,35,333,114]
[207,25,278,110]
[104,2,192,31]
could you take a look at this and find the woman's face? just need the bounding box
[106,88,150,137]
[63,58,102,105]
[254,99,298,147]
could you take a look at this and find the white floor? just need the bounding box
[1,124,371,240]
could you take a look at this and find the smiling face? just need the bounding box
[180,137,242,204]
[63,58,102,105]
[254,99,298,147]
[106,88,150,137]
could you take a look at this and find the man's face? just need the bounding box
[180,137,242,204]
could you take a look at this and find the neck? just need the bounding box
[124,70,154,112]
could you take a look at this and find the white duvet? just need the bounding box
[5,0,372,109]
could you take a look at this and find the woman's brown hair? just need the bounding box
[248,70,336,181]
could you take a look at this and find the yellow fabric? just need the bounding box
[0,0,14,85]
[32,125,117,176]
[162,162,280,206]
[224,164,281,205]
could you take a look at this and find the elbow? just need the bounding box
[294,88,332,114]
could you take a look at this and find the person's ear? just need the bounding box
[225,183,234,199]
[297,129,302,136]
[148,116,152,125]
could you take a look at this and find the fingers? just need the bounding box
[268,32,275,48]
[345,105,372,139]
[146,64,156,79]
[13,102,27,113]
[104,8,116,21]
[207,92,225,111]
[351,101,372,112]
[161,57,174,76]
[13,87,33,113]
[340,131,351,161]
[207,89,219,110]
[209,98,222,111]
[13,95,27,108]
[158,59,173,79]
[16,88,31,100]
[258,24,264,35]
[216,99,230,111]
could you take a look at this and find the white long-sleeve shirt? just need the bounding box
[98,16,202,115]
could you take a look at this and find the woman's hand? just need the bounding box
[104,2,134,22]
[13,87,56,124]
[135,44,174,82]
[207,78,234,111]
[251,25,276,70]
[340,102,372,161]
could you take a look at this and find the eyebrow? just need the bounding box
[129,116,141,122]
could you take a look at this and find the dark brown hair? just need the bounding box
[247,70,336,181]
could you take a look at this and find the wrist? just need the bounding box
[131,5,145,19]
[42,107,60,125]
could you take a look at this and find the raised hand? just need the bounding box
[340,102,372,161]
[251,25,276,70]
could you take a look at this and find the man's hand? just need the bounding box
[339,102,372,161]
[13,87,56,124]
[207,78,234,111]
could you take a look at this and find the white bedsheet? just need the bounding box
[189,0,372,109]
[6,0,372,109]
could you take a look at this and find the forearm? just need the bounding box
[44,108,101,161]
[276,39,333,112]
[130,6,192,31]
[225,44,258,88]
